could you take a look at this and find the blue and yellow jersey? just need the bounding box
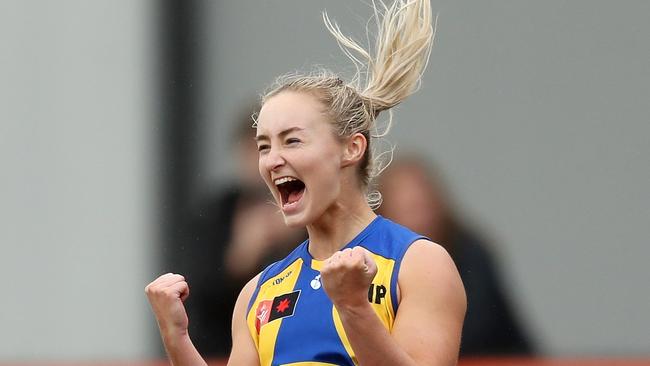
[245,216,426,366]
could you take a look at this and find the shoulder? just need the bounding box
[243,240,307,314]
[234,272,262,318]
[391,239,466,364]
[230,272,263,365]
[404,239,455,267]
[399,239,467,313]
[231,272,261,337]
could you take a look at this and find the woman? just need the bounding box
[145,1,466,365]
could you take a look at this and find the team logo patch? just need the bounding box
[255,290,300,333]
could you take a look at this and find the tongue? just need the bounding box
[287,189,304,204]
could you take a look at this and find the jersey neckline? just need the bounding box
[301,215,384,270]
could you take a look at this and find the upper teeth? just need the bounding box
[274,177,297,186]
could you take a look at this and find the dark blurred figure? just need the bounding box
[180,103,305,356]
[377,154,535,356]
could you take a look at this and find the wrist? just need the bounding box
[333,298,373,316]
[160,323,189,342]
[160,328,192,355]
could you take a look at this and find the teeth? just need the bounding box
[274,176,297,186]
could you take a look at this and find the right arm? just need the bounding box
[227,273,261,366]
[145,272,261,366]
[144,273,207,366]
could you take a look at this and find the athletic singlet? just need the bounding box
[245,216,426,366]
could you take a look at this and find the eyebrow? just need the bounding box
[255,127,305,142]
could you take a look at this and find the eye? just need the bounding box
[257,144,270,153]
[286,137,301,145]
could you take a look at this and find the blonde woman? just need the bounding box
[146,1,466,365]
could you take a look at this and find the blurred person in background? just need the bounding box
[377,154,535,356]
[180,103,305,356]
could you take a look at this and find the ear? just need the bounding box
[341,132,367,168]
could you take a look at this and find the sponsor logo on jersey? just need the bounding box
[310,274,321,290]
[255,300,272,334]
[368,283,387,304]
[255,290,301,333]
[271,270,293,286]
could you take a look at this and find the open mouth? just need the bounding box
[274,176,306,208]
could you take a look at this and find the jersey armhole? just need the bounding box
[389,236,428,315]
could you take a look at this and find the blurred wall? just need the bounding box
[0,0,157,361]
[196,0,650,356]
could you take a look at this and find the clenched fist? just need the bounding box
[320,246,378,309]
[145,273,190,337]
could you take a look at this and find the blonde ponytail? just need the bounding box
[260,0,435,208]
[324,0,435,114]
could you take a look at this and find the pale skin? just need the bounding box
[145,91,466,365]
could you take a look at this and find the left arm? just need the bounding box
[320,241,466,366]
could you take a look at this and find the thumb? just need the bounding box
[360,248,378,276]
[169,281,190,302]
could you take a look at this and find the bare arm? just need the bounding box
[391,240,467,364]
[159,334,207,366]
[322,241,466,366]
[227,273,261,366]
[145,273,207,366]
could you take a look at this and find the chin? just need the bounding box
[282,213,309,228]
[282,204,322,228]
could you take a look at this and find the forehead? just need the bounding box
[256,91,329,136]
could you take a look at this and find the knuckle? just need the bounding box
[162,289,175,298]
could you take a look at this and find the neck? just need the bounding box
[306,189,376,260]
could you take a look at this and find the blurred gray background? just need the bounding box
[1,0,648,362]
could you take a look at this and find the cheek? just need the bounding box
[298,137,345,192]
[309,160,342,203]
[308,152,340,180]
[298,155,338,200]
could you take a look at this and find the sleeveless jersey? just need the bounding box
[245,216,426,366]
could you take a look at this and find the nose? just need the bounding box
[263,147,286,172]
